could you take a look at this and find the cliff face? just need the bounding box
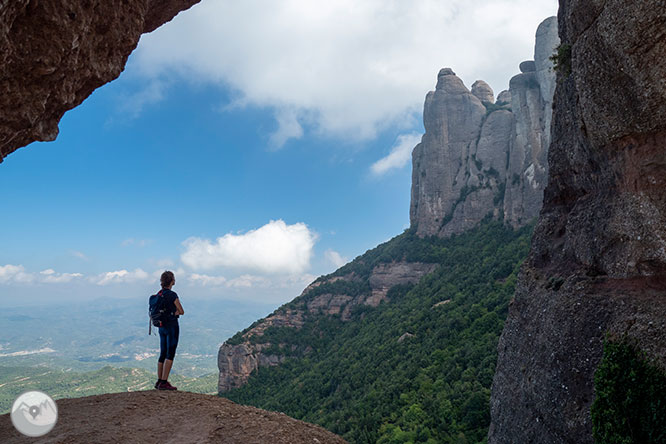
[410,17,559,237]
[0,0,199,161]
[489,1,666,443]
[218,261,437,392]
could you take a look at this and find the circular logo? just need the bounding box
[11,391,58,437]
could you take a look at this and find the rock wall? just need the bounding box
[218,262,437,393]
[489,1,666,443]
[410,17,559,237]
[0,0,199,161]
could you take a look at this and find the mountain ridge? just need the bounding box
[220,220,533,442]
[410,17,559,237]
[217,17,558,402]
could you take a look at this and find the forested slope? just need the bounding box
[223,220,533,443]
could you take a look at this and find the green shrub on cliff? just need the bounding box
[223,221,533,443]
[591,340,666,444]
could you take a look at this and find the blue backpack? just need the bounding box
[148,290,169,335]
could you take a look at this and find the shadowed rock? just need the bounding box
[0,0,200,162]
[489,1,666,443]
[519,60,537,73]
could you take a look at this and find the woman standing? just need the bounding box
[155,270,184,390]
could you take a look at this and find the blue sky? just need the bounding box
[0,0,558,307]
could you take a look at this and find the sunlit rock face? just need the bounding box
[0,0,199,161]
[409,17,559,238]
[489,1,666,443]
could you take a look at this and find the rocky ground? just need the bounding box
[0,391,347,444]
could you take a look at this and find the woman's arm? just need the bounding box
[174,298,184,316]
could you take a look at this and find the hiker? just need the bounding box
[155,270,184,390]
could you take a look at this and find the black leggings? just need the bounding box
[158,323,179,362]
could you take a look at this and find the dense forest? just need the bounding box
[224,220,534,443]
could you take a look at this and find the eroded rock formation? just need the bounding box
[489,1,666,443]
[410,17,559,237]
[0,0,199,161]
[218,262,436,392]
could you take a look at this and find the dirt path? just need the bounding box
[0,391,347,443]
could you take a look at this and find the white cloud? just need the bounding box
[188,273,228,287]
[325,249,348,269]
[226,275,268,288]
[269,108,305,148]
[0,264,84,285]
[132,0,558,145]
[0,264,34,284]
[39,269,83,283]
[181,220,317,274]
[371,132,423,176]
[94,268,151,286]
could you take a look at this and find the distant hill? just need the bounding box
[0,365,217,414]
[220,221,532,443]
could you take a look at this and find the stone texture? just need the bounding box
[496,90,511,105]
[218,343,282,392]
[519,60,537,73]
[489,1,666,443]
[471,80,495,104]
[367,262,439,305]
[0,0,199,161]
[218,262,437,392]
[534,16,559,110]
[410,17,559,237]
[502,70,548,227]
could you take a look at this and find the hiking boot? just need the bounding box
[159,381,177,391]
[154,380,162,389]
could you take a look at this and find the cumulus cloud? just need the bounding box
[94,268,151,286]
[132,0,558,145]
[325,249,348,268]
[0,264,35,284]
[39,269,83,283]
[181,220,317,274]
[0,265,84,285]
[371,132,422,176]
